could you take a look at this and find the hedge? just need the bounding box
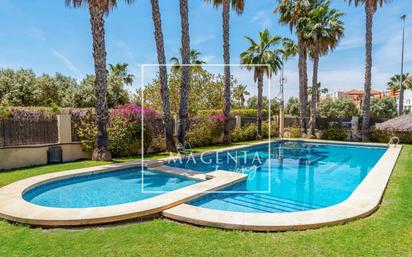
[197,109,269,118]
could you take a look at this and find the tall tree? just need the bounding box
[233,84,249,108]
[347,0,388,141]
[279,38,298,137]
[387,74,412,95]
[275,0,322,134]
[170,48,206,72]
[177,0,191,145]
[240,29,283,139]
[150,0,175,151]
[65,0,135,161]
[302,1,344,136]
[108,63,134,85]
[204,0,245,144]
[308,82,329,103]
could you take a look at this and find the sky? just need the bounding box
[0,0,411,100]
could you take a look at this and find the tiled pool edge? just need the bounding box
[0,161,247,227]
[163,145,402,231]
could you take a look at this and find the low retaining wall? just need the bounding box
[0,143,91,170]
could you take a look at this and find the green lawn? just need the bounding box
[0,143,411,257]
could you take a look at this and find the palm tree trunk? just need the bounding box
[310,54,319,137]
[150,0,175,152]
[257,72,263,139]
[399,78,404,115]
[222,0,231,144]
[89,4,111,161]
[298,37,308,134]
[362,4,373,142]
[177,0,191,145]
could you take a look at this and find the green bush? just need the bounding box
[318,97,358,118]
[197,109,268,118]
[75,107,154,157]
[369,129,392,143]
[370,97,397,119]
[261,121,278,138]
[0,100,11,118]
[286,97,300,116]
[186,116,224,147]
[75,111,97,153]
[370,129,412,144]
[231,124,257,142]
[108,116,152,157]
[286,127,302,138]
[323,127,347,141]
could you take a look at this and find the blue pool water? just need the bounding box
[23,168,197,208]
[167,141,387,213]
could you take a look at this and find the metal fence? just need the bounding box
[0,118,58,147]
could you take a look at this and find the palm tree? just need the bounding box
[347,0,388,141]
[275,0,323,134]
[233,84,250,108]
[279,38,298,137]
[150,0,175,152]
[387,74,412,94]
[240,29,283,139]
[65,0,134,161]
[308,82,329,103]
[108,63,134,85]
[302,1,344,136]
[204,0,245,144]
[170,48,206,72]
[177,0,191,145]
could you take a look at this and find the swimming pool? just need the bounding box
[23,168,197,208]
[0,139,399,229]
[166,141,387,213]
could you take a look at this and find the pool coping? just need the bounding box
[0,160,247,227]
[0,139,400,229]
[162,142,402,231]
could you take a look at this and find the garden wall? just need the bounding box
[0,115,91,170]
[0,143,90,170]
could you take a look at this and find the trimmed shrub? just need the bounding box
[186,115,224,147]
[231,124,257,142]
[370,129,412,144]
[323,127,347,141]
[285,127,302,138]
[75,104,158,157]
[74,111,97,153]
[197,109,268,118]
[318,97,358,119]
[261,121,278,138]
[108,115,152,157]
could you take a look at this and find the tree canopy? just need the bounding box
[318,97,358,118]
[135,68,242,115]
[0,67,131,108]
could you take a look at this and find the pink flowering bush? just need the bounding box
[76,104,158,157]
[107,104,158,156]
[210,113,225,122]
[111,104,160,123]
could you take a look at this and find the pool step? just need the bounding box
[148,165,207,181]
[143,160,165,168]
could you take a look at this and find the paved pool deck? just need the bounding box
[0,139,402,230]
[0,162,246,227]
[163,143,402,231]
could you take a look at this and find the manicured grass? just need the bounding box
[0,143,411,257]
